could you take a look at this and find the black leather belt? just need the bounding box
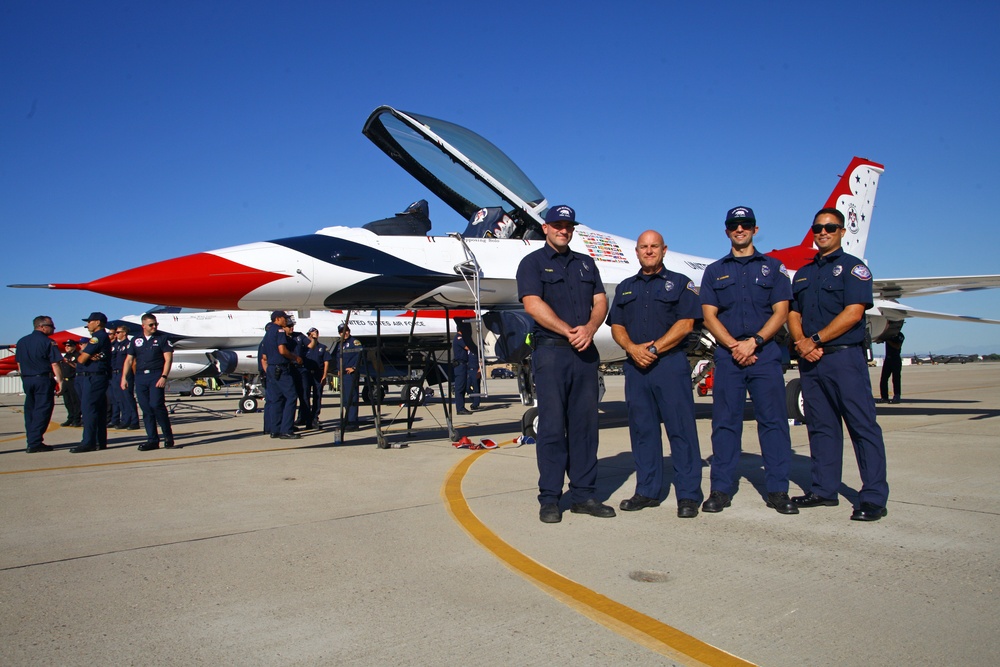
[20,373,52,378]
[823,344,861,353]
[534,338,573,348]
[77,371,108,376]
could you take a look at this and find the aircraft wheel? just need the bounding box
[697,385,709,397]
[521,407,538,438]
[241,397,258,413]
[191,384,205,397]
[785,378,806,423]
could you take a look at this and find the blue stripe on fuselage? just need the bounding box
[271,234,451,278]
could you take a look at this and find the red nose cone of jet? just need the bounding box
[49,253,288,309]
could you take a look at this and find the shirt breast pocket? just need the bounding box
[752,276,775,308]
[540,272,566,300]
[821,278,845,308]
[712,276,738,308]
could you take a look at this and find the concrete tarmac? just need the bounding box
[1,364,998,666]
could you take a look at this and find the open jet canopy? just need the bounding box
[363,106,548,231]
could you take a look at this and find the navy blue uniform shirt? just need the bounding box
[15,330,62,375]
[287,332,310,366]
[111,338,131,373]
[127,331,174,374]
[516,245,605,340]
[337,336,361,370]
[452,333,469,363]
[607,267,700,353]
[77,329,112,374]
[700,250,792,338]
[791,248,873,346]
[304,341,331,380]
[261,324,290,367]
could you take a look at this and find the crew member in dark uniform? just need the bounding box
[700,206,797,515]
[284,319,312,428]
[15,316,64,453]
[336,323,362,430]
[468,343,482,410]
[304,327,331,428]
[123,313,176,450]
[261,311,302,439]
[452,330,472,415]
[608,230,703,519]
[878,331,905,403]
[110,325,139,429]
[516,204,614,523]
[70,312,112,453]
[789,207,890,522]
[59,340,81,427]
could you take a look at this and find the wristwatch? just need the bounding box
[647,345,658,356]
[752,334,764,346]
[810,333,822,345]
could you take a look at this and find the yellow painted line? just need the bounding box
[442,447,756,667]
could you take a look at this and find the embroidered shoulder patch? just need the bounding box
[686,280,698,294]
[779,264,789,278]
[851,264,872,280]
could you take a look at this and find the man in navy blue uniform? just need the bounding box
[70,312,113,453]
[789,207,889,522]
[261,311,302,439]
[15,316,64,453]
[59,340,81,427]
[700,206,797,515]
[110,325,140,430]
[283,319,312,428]
[452,330,472,415]
[608,230,704,519]
[468,344,482,410]
[304,327,331,428]
[516,204,614,523]
[123,313,176,450]
[336,323,362,431]
[878,331,905,403]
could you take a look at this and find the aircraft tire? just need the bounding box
[521,407,538,439]
[240,397,258,413]
[191,384,205,397]
[785,378,807,424]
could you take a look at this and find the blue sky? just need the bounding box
[3,1,998,354]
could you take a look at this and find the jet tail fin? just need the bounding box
[767,157,884,270]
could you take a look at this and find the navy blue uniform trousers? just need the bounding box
[710,342,791,494]
[800,346,889,505]
[76,374,109,449]
[23,376,56,449]
[265,365,297,435]
[533,344,600,505]
[135,374,173,444]
[453,362,469,412]
[624,350,703,502]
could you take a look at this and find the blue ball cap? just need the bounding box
[544,205,578,225]
[725,206,756,225]
[82,311,107,323]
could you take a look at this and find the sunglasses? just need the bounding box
[811,223,843,234]
[725,221,755,231]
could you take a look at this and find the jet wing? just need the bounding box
[874,299,1000,324]
[873,275,1000,300]
[363,106,548,226]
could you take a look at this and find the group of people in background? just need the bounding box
[259,310,339,439]
[16,311,177,454]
